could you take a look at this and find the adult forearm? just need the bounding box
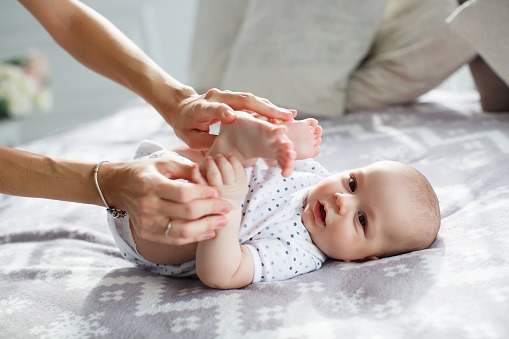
[0,146,101,205]
[19,0,195,118]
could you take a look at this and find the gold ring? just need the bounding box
[165,220,172,237]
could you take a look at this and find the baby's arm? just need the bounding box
[193,154,254,289]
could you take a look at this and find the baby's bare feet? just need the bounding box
[206,111,297,176]
[283,118,322,159]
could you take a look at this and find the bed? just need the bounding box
[1,89,508,338]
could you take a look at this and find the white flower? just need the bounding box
[33,86,53,112]
[0,53,52,119]
[0,65,37,118]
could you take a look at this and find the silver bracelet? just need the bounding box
[94,161,127,218]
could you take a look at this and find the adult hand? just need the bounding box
[167,88,298,150]
[99,158,231,245]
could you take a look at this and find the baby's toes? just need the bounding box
[313,125,323,138]
[312,144,321,157]
[305,118,319,127]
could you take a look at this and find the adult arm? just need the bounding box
[19,0,296,149]
[0,146,229,245]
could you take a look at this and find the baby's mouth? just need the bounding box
[313,202,327,227]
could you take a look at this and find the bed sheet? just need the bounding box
[0,91,508,338]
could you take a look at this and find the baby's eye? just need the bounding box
[348,176,357,192]
[358,211,367,229]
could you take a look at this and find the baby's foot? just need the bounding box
[207,111,296,176]
[282,118,322,159]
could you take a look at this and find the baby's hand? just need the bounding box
[198,154,247,207]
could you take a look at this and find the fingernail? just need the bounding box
[216,216,228,227]
[226,109,236,118]
[204,231,216,240]
[206,189,218,198]
[280,109,296,120]
[221,203,231,213]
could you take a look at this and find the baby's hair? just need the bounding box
[412,168,441,249]
[380,163,441,258]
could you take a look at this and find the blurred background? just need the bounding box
[0,0,197,146]
[0,0,473,146]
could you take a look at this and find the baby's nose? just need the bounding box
[334,193,351,216]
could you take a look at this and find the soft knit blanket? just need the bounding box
[1,91,507,338]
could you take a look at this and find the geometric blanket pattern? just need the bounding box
[1,91,508,338]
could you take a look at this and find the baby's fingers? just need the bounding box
[227,153,245,179]
[204,156,222,186]
[214,154,236,185]
[190,163,208,185]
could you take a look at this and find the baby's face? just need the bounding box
[302,161,418,261]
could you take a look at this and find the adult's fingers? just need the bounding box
[138,215,228,246]
[152,161,219,203]
[157,195,231,221]
[166,215,228,245]
[204,88,295,122]
[154,179,219,204]
[205,102,237,125]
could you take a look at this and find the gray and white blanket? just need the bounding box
[1,91,508,338]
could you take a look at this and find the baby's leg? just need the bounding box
[130,221,197,265]
[206,111,296,177]
[281,118,322,159]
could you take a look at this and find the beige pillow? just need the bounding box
[448,0,509,87]
[220,0,387,117]
[188,0,249,94]
[346,0,477,110]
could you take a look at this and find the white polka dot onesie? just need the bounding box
[108,141,330,282]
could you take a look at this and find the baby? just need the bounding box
[108,112,441,289]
